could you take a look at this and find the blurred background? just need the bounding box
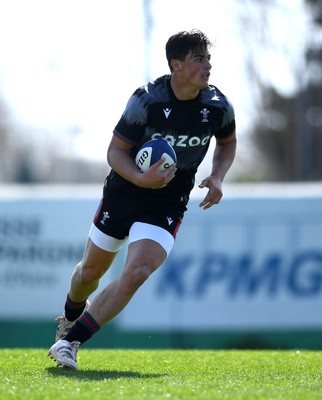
[0,0,321,184]
[0,0,322,349]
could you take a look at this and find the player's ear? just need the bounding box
[171,59,182,72]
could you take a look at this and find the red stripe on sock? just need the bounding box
[82,313,100,333]
[66,295,87,310]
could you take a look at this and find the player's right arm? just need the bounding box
[107,134,176,189]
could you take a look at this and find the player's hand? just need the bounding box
[137,158,177,189]
[198,176,223,210]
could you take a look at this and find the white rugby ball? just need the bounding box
[135,138,177,173]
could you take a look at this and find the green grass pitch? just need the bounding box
[1,349,321,399]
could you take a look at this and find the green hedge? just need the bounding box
[1,320,322,350]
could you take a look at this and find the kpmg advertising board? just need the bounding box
[0,215,321,299]
[157,251,322,298]
[0,194,321,330]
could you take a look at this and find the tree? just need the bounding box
[240,0,322,181]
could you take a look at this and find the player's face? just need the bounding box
[180,50,212,89]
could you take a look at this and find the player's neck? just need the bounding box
[170,77,200,101]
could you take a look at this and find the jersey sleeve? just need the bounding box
[215,98,236,139]
[113,88,148,145]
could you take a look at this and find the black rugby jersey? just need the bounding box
[105,74,235,208]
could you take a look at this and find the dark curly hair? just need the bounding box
[165,29,213,71]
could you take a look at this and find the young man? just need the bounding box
[48,29,237,370]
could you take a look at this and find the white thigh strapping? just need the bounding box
[128,222,174,257]
[88,223,127,252]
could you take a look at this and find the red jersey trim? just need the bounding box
[113,130,138,146]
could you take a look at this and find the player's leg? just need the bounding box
[87,222,175,325]
[67,222,173,331]
[49,218,179,369]
[49,232,128,369]
[68,237,118,303]
[88,237,168,325]
[55,226,127,342]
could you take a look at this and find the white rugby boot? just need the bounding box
[48,339,80,370]
[55,300,90,342]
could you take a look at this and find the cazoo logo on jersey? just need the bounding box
[151,132,211,148]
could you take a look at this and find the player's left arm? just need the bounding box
[198,131,237,210]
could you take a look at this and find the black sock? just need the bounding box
[63,311,101,344]
[64,294,87,322]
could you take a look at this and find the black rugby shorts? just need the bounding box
[93,190,184,240]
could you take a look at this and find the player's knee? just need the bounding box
[122,264,152,293]
[77,261,104,284]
